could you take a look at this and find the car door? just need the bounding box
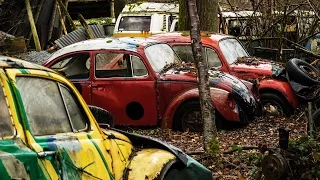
[91,50,158,126]
[47,51,92,103]
[6,69,114,179]
[0,69,40,180]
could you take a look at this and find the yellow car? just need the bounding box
[0,55,213,180]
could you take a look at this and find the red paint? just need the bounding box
[152,33,300,109]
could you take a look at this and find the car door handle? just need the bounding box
[37,151,56,158]
[92,85,104,90]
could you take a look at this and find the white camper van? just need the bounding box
[113,2,179,37]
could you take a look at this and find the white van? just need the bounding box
[113,2,179,37]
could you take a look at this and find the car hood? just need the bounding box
[160,69,253,102]
[230,56,285,76]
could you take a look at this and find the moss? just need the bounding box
[181,32,190,36]
[208,137,220,154]
[200,32,211,37]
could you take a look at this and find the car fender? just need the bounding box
[125,148,176,180]
[161,87,238,129]
[259,79,299,109]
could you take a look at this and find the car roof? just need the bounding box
[151,32,234,44]
[0,56,54,72]
[47,37,162,61]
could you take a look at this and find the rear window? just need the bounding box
[0,80,14,137]
[118,16,151,31]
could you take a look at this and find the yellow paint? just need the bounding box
[26,131,43,152]
[38,159,59,180]
[3,67,177,180]
[127,148,176,180]
[68,133,114,180]
[113,32,151,38]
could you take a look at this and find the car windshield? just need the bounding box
[219,38,249,64]
[145,43,181,73]
[118,16,151,31]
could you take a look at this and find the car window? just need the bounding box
[145,43,181,73]
[0,81,14,137]
[131,55,148,77]
[118,16,151,31]
[219,38,248,64]
[172,45,222,68]
[16,77,88,136]
[95,52,135,78]
[172,46,194,63]
[50,53,90,79]
[206,48,222,68]
[60,84,87,131]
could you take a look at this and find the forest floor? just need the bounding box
[122,112,308,179]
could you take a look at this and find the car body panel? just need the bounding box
[152,32,300,110]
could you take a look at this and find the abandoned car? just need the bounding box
[44,37,260,131]
[151,32,320,116]
[0,55,213,180]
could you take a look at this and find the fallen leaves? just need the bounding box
[121,112,308,179]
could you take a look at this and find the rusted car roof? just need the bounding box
[0,55,54,72]
[47,37,161,62]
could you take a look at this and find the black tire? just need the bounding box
[260,92,294,117]
[173,101,222,132]
[88,105,115,127]
[286,58,320,86]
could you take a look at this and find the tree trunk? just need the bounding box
[110,0,115,18]
[179,0,219,32]
[178,0,189,31]
[187,0,218,153]
[25,0,41,52]
[197,0,218,32]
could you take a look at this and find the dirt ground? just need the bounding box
[122,112,308,179]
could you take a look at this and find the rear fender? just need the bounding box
[161,87,238,129]
[259,79,299,109]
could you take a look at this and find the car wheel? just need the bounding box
[174,101,222,132]
[260,93,293,117]
[286,58,320,86]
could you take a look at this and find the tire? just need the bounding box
[286,58,320,86]
[173,101,222,132]
[157,159,184,180]
[260,92,294,117]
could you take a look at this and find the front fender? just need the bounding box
[259,79,299,109]
[125,148,176,180]
[161,87,239,129]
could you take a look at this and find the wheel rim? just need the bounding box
[181,108,202,132]
[299,65,318,79]
[262,100,284,117]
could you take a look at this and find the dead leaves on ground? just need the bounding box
[125,113,307,179]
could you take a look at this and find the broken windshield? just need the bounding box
[219,38,249,64]
[145,43,181,73]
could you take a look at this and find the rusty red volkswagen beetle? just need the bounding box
[151,32,303,116]
[44,37,260,131]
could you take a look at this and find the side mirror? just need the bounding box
[88,105,115,128]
